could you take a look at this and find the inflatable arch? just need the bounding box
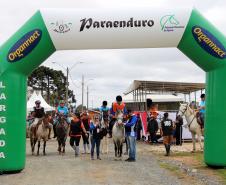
[0,8,226,172]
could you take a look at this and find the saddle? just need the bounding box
[196,112,204,129]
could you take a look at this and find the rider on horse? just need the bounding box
[31,100,52,139]
[112,95,127,119]
[56,100,69,117]
[99,101,110,123]
[56,100,70,123]
[197,94,205,129]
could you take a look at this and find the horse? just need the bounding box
[30,115,51,155]
[112,110,125,160]
[178,103,203,152]
[100,114,109,154]
[55,114,69,155]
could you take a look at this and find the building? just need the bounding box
[124,80,205,111]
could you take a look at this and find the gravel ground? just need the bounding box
[0,139,206,185]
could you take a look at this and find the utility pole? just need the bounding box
[65,67,69,106]
[82,75,84,112]
[87,86,89,110]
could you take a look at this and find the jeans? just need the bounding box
[126,135,136,160]
[91,137,101,158]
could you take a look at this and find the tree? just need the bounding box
[28,66,75,105]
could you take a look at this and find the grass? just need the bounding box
[159,161,185,179]
[169,151,226,184]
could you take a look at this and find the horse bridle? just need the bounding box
[178,104,189,116]
[179,104,196,127]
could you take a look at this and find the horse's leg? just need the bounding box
[117,140,120,158]
[114,142,117,159]
[62,139,66,154]
[103,136,107,154]
[37,140,40,156]
[30,138,34,155]
[57,139,61,154]
[106,136,109,154]
[191,133,196,152]
[119,143,123,159]
[43,140,46,155]
[197,131,203,151]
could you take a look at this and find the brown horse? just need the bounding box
[30,115,51,155]
[56,114,69,155]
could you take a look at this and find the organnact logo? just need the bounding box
[160,15,184,32]
[51,21,72,34]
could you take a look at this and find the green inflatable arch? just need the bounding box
[0,8,226,172]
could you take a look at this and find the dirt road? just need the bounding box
[0,139,217,185]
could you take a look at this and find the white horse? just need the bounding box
[112,110,125,160]
[178,103,203,152]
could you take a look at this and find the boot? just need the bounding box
[82,144,87,154]
[164,145,168,156]
[87,144,90,154]
[166,145,170,156]
[167,145,171,156]
[75,146,79,156]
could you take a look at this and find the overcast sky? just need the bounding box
[0,0,226,108]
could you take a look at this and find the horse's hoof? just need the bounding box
[191,150,195,153]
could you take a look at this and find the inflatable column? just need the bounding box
[0,11,55,173]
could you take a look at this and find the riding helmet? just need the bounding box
[116,95,122,102]
[102,101,107,106]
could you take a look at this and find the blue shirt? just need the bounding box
[99,106,110,112]
[57,106,69,116]
[99,106,110,120]
[199,101,205,114]
[125,114,137,137]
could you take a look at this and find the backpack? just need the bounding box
[99,127,108,139]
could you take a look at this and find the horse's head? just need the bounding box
[115,110,124,125]
[178,103,189,117]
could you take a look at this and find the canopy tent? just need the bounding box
[27,92,55,111]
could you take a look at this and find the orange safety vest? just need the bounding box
[150,107,158,119]
[113,102,125,113]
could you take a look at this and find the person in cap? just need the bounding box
[124,109,137,162]
[160,112,174,156]
[30,100,45,127]
[31,100,52,139]
[99,101,110,124]
[56,100,69,117]
[112,95,127,117]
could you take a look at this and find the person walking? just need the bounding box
[90,115,102,160]
[81,111,91,154]
[124,109,137,162]
[69,113,88,156]
[160,112,174,156]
